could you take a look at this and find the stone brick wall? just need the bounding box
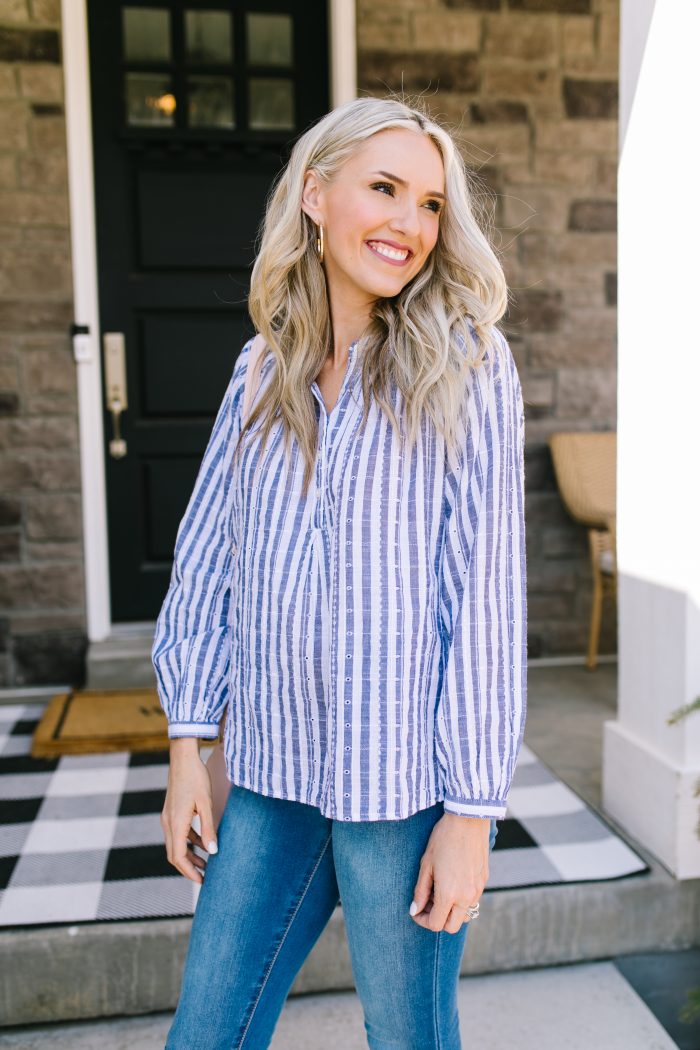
[0,0,87,687]
[358,0,619,658]
[0,0,618,689]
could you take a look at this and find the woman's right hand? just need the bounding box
[161,738,219,885]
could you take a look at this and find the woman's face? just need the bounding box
[301,127,445,308]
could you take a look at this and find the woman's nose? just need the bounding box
[390,202,421,238]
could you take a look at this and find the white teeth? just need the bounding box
[368,241,409,261]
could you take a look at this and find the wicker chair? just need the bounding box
[548,432,617,670]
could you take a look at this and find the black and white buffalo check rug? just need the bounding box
[0,703,649,929]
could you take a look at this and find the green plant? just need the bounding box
[666,694,700,1024]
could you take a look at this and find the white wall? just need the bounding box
[604,0,700,878]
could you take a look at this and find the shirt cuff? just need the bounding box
[442,794,508,819]
[167,720,221,740]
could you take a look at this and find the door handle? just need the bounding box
[103,332,128,459]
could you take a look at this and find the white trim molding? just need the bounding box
[62,0,112,642]
[330,0,357,106]
[62,0,358,642]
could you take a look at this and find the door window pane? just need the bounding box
[125,73,176,126]
[188,76,235,128]
[122,7,171,63]
[248,78,294,129]
[246,13,293,67]
[185,10,232,65]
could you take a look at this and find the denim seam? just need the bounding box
[235,830,334,1049]
[433,928,441,1050]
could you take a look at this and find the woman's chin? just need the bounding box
[358,274,413,300]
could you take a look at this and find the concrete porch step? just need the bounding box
[1,823,698,1028]
[0,958,687,1049]
[85,624,157,690]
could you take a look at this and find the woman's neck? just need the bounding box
[325,280,375,367]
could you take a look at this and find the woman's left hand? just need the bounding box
[409,814,491,934]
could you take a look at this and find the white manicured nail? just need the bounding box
[207,840,218,854]
[409,901,418,916]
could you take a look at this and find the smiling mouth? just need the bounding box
[365,240,413,265]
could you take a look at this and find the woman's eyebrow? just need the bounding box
[370,170,446,201]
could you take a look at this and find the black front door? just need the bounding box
[86,0,329,621]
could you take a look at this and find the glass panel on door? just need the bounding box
[248,77,294,130]
[187,75,235,128]
[122,6,171,62]
[185,9,233,65]
[125,72,176,126]
[246,12,293,67]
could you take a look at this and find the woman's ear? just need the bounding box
[300,168,323,224]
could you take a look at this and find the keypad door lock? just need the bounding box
[103,332,128,459]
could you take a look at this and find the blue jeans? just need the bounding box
[165,784,499,1050]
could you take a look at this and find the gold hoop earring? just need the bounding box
[315,222,325,264]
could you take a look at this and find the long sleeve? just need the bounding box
[435,329,527,819]
[151,344,248,739]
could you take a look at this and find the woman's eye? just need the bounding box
[371,182,442,214]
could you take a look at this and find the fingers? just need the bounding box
[188,842,208,872]
[409,858,434,921]
[410,853,486,933]
[198,806,219,858]
[161,755,221,885]
[187,812,211,866]
[161,805,218,885]
[161,807,196,883]
[412,893,481,934]
[419,893,453,933]
[444,903,472,935]
[187,823,206,851]
[190,803,219,857]
[187,820,215,872]
[410,858,469,933]
[411,819,492,933]
[170,814,205,884]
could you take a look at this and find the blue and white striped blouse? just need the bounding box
[152,325,527,822]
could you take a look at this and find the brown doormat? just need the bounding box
[31,687,174,758]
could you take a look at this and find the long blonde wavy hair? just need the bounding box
[234,94,508,494]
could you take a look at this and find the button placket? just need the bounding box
[330,376,365,820]
[316,403,327,529]
[318,394,337,813]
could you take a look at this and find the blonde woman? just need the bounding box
[153,95,527,1050]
